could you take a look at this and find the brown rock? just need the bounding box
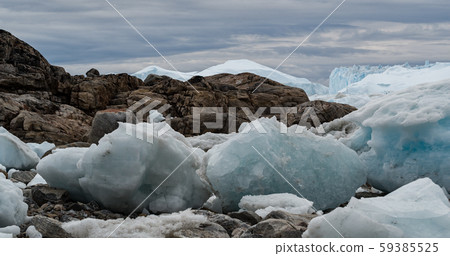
[31,215,72,238]
[171,222,230,238]
[31,186,70,206]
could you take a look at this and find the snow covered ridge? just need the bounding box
[341,79,450,193]
[132,59,328,96]
[303,178,450,238]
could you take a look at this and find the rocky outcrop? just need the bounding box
[1,29,356,145]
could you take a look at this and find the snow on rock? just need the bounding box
[37,148,91,202]
[0,164,5,172]
[27,142,55,158]
[0,127,40,170]
[0,225,20,238]
[0,178,28,227]
[238,193,314,218]
[186,132,235,151]
[62,209,207,238]
[26,173,47,187]
[203,117,366,212]
[39,123,211,214]
[343,80,450,192]
[303,178,450,238]
[133,59,328,95]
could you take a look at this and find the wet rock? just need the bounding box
[171,222,230,238]
[31,215,72,238]
[228,211,261,226]
[240,219,305,238]
[11,171,37,184]
[31,186,69,206]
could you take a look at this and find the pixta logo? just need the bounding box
[125,97,172,143]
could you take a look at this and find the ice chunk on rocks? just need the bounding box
[203,117,366,212]
[303,178,450,238]
[27,142,55,158]
[37,148,90,202]
[0,127,39,170]
[343,80,450,192]
[0,178,28,227]
[239,193,314,218]
[38,122,211,214]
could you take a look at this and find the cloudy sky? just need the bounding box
[1,0,450,84]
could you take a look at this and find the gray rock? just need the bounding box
[11,171,37,184]
[208,214,250,236]
[31,216,72,238]
[31,186,69,206]
[228,210,261,226]
[171,222,230,238]
[88,110,126,144]
[240,219,305,238]
[86,68,100,77]
[263,210,317,227]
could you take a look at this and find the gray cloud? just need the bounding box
[1,0,449,84]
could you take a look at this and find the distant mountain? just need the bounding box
[132,59,328,95]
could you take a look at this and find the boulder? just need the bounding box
[228,211,262,226]
[86,68,100,77]
[31,186,69,206]
[31,216,72,238]
[11,171,37,184]
[88,109,126,144]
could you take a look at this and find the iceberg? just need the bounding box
[132,65,197,81]
[202,117,366,212]
[329,65,389,94]
[133,59,328,95]
[238,193,314,218]
[0,127,40,170]
[322,62,450,108]
[0,177,28,227]
[343,80,450,192]
[303,178,450,238]
[38,122,211,214]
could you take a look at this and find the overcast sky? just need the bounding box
[2,0,450,84]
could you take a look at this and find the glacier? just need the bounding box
[37,122,211,214]
[0,176,28,227]
[329,64,389,94]
[0,127,40,170]
[303,178,450,238]
[132,59,328,96]
[316,62,450,108]
[342,80,450,192]
[202,117,367,212]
